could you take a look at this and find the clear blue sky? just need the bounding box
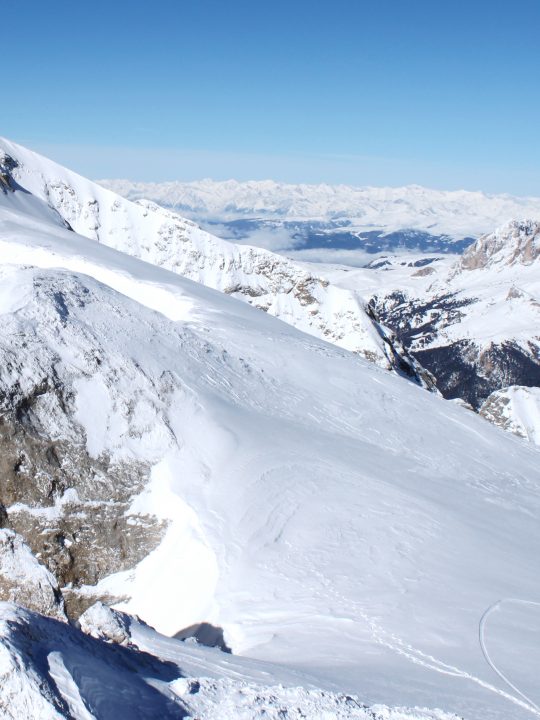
[4,0,540,193]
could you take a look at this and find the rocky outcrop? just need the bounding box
[79,601,132,645]
[0,152,17,193]
[375,288,540,408]
[365,301,439,391]
[0,529,67,621]
[480,385,540,444]
[457,219,540,271]
[0,269,172,619]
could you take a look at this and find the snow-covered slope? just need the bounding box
[0,153,540,719]
[0,602,463,720]
[0,138,431,384]
[367,221,540,408]
[480,385,540,445]
[101,177,540,239]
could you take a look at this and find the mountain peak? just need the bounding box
[457,219,540,271]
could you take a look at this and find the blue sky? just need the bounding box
[4,0,540,193]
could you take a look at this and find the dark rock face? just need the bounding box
[413,341,540,409]
[372,291,474,351]
[365,302,439,392]
[373,292,540,409]
[0,153,18,193]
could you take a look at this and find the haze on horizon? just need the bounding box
[4,0,540,195]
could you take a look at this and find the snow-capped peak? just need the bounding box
[458,219,540,271]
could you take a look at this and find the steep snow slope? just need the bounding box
[0,138,430,384]
[101,177,540,238]
[0,178,539,719]
[0,603,463,720]
[367,221,540,408]
[480,386,540,445]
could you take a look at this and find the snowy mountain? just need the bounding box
[100,177,540,254]
[0,139,540,719]
[364,221,540,408]
[0,138,432,386]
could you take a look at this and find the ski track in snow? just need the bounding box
[298,567,540,718]
[479,599,540,717]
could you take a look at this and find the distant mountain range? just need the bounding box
[101,178,540,255]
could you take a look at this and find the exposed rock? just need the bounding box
[411,265,436,277]
[0,529,66,621]
[0,397,166,615]
[372,257,540,411]
[79,601,132,645]
[366,301,439,391]
[449,397,475,412]
[480,385,540,445]
[457,219,540,271]
[0,270,171,618]
[0,153,17,193]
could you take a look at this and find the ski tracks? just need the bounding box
[479,599,540,717]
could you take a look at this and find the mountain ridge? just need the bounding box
[0,136,434,387]
[100,176,540,239]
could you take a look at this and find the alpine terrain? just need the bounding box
[0,139,539,720]
[101,177,540,254]
[364,221,540,410]
[0,139,432,387]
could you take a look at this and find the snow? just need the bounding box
[0,602,464,720]
[1,140,540,718]
[99,456,221,636]
[100,177,540,239]
[0,531,66,622]
[47,652,96,720]
[0,137,399,373]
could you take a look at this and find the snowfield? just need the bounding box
[0,140,539,719]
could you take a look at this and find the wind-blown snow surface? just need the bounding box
[0,602,464,720]
[100,177,540,239]
[1,163,540,719]
[0,137,407,374]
